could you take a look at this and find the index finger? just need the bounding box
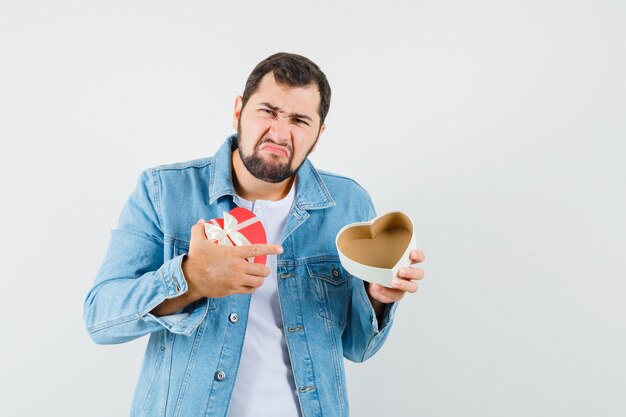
[191,219,208,241]
[233,243,283,258]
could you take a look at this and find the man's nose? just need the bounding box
[269,115,291,140]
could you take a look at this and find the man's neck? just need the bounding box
[231,150,295,201]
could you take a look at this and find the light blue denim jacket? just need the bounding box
[84,135,398,417]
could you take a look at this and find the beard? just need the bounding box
[237,123,318,183]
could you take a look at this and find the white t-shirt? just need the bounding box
[226,182,301,417]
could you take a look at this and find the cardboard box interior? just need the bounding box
[337,212,413,268]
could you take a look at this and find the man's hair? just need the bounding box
[241,52,332,125]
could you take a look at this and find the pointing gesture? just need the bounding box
[183,219,283,299]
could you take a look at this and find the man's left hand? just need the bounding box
[367,249,426,304]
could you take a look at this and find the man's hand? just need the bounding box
[151,219,282,317]
[367,249,426,304]
[183,219,283,299]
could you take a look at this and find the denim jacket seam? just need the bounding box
[146,169,164,227]
[383,302,397,325]
[360,303,397,361]
[318,170,371,201]
[319,170,376,220]
[361,329,381,362]
[179,301,209,334]
[173,316,208,416]
[115,226,164,247]
[204,304,233,409]
[356,280,376,322]
[159,268,170,294]
[161,271,181,298]
[86,275,170,333]
[147,306,207,336]
[277,255,342,267]
[87,312,144,333]
[324,309,347,414]
[148,157,212,172]
[364,189,377,219]
[208,156,217,200]
[176,253,189,292]
[139,296,209,335]
[138,294,172,318]
[309,167,335,203]
[361,314,392,361]
[298,201,336,210]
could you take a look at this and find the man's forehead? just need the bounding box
[250,73,320,114]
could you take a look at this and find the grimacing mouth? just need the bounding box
[255,138,292,159]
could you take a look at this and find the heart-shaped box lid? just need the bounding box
[335,211,416,287]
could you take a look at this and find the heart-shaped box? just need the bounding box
[335,211,417,288]
[204,207,268,265]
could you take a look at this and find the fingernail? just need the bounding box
[198,218,205,223]
[399,268,406,275]
[277,246,283,254]
[392,278,402,287]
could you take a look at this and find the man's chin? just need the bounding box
[243,159,294,183]
[256,153,292,169]
[256,169,294,183]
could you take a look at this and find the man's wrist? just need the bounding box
[181,254,201,300]
[364,282,387,322]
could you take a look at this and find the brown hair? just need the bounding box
[241,52,332,125]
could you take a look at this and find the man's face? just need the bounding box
[233,72,326,183]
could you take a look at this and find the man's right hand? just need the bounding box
[182,218,283,299]
[150,219,282,317]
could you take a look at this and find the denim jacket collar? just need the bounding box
[208,134,336,210]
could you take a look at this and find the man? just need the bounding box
[84,52,425,417]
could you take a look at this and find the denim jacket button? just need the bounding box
[215,371,226,381]
[229,313,239,324]
[332,268,339,278]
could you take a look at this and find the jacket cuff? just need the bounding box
[357,279,399,357]
[141,254,209,336]
[160,253,189,296]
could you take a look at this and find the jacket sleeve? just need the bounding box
[342,191,399,362]
[83,170,208,345]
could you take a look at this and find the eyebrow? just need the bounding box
[259,102,313,122]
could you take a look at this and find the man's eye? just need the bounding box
[260,108,273,115]
[294,119,309,126]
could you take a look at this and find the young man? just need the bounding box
[84,52,425,417]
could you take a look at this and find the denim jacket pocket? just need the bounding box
[306,259,351,327]
[173,238,218,312]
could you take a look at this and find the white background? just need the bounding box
[1,1,625,416]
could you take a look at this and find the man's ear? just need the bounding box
[310,124,326,153]
[232,96,243,131]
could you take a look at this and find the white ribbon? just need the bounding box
[204,212,261,262]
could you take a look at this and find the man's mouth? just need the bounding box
[259,143,290,158]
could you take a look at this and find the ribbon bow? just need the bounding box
[204,212,260,261]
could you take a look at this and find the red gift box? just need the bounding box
[204,207,268,265]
